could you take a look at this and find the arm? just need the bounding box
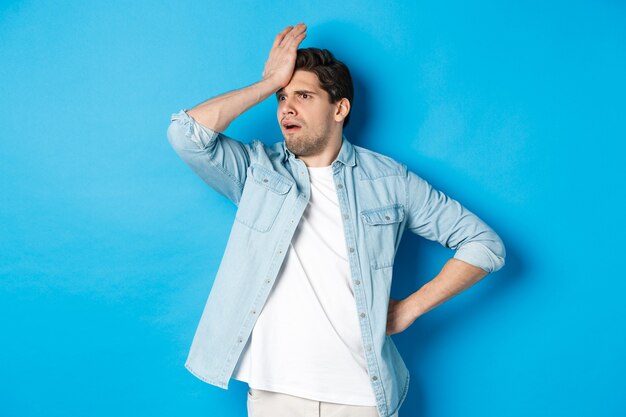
[166,23,307,204]
[187,23,306,131]
[386,258,488,335]
[386,170,506,335]
[186,79,282,133]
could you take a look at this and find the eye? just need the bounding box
[278,95,285,101]
[300,93,309,99]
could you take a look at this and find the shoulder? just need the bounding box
[242,139,287,163]
[353,144,407,179]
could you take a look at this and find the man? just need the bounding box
[167,23,505,417]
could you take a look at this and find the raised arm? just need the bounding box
[187,23,307,132]
[167,23,307,204]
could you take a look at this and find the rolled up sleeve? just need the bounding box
[169,109,220,149]
[167,109,252,205]
[404,169,506,273]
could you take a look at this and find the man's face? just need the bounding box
[276,70,339,157]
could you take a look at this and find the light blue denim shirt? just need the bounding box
[167,109,505,417]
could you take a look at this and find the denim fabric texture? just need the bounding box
[167,109,506,417]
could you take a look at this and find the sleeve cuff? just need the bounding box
[453,241,506,273]
[170,109,220,149]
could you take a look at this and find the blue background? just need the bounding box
[1,1,624,416]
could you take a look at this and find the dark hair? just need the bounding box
[294,48,354,127]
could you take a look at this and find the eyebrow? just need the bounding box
[276,89,317,98]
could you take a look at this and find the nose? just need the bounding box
[280,96,297,117]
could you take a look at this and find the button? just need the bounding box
[337,184,343,189]
[349,247,355,253]
[385,215,390,220]
[354,280,360,285]
[252,310,256,314]
[360,312,366,318]
[265,279,270,284]
[366,345,372,351]
[372,376,378,381]
[343,214,349,219]
[238,338,243,343]
[263,179,268,183]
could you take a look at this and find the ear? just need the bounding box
[334,98,351,123]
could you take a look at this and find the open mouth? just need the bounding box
[282,120,302,132]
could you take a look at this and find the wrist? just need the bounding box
[407,288,427,320]
[257,78,282,94]
[259,76,285,93]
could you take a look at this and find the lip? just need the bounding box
[281,119,302,129]
[282,120,302,133]
[283,126,301,133]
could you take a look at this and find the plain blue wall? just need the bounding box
[1,1,624,416]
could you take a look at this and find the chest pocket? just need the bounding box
[360,204,405,269]
[235,164,293,232]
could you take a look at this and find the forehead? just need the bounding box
[278,70,326,95]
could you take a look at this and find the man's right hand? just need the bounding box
[186,23,307,132]
[262,23,308,90]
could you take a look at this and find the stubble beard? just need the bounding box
[284,128,331,157]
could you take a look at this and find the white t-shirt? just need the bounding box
[232,164,377,406]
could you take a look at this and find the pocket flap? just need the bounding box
[361,204,405,225]
[250,165,293,195]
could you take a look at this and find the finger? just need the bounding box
[291,31,307,48]
[283,30,307,51]
[279,25,299,48]
[273,26,293,49]
[280,23,306,48]
[272,26,293,51]
[291,23,307,38]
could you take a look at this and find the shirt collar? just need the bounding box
[282,134,356,167]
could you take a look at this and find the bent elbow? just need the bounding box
[490,233,506,272]
[453,232,506,274]
[167,118,187,152]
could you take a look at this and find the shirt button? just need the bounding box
[265,279,270,284]
[372,376,378,381]
[349,247,355,253]
[366,345,372,351]
[252,310,256,314]
[360,312,366,318]
[385,215,390,220]
[343,214,349,219]
[238,338,243,343]
[337,184,343,189]
[354,280,360,285]
[263,179,268,183]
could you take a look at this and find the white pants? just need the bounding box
[247,388,399,417]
